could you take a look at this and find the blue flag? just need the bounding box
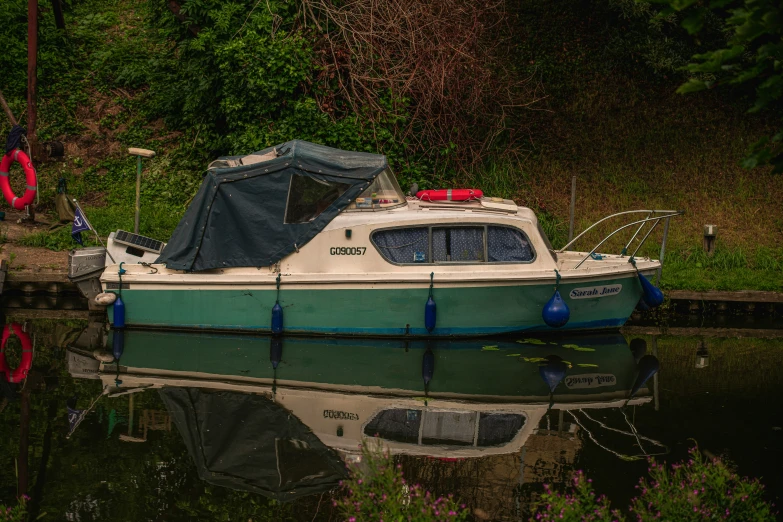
[67,405,85,436]
[72,206,91,245]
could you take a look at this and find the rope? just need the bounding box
[428,272,434,298]
[139,261,157,274]
[118,262,126,297]
[66,387,106,439]
[554,269,561,290]
[276,273,281,303]
[578,409,668,451]
[567,409,668,461]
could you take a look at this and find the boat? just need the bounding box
[68,140,681,336]
[70,330,656,460]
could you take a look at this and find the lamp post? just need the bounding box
[128,148,155,234]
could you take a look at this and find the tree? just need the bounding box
[666,0,783,172]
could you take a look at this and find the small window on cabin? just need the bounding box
[476,413,525,447]
[420,411,476,446]
[487,226,535,262]
[285,174,350,224]
[372,228,429,264]
[364,409,421,444]
[432,227,484,262]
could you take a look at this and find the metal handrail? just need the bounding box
[557,209,679,253]
[572,212,684,269]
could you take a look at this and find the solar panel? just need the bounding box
[113,230,164,254]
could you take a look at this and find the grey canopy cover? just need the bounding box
[160,387,347,501]
[156,140,387,271]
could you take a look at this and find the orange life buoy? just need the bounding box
[0,323,34,383]
[416,189,483,202]
[0,149,38,210]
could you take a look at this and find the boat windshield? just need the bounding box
[346,169,407,211]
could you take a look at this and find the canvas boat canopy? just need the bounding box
[156,140,389,271]
[160,387,347,501]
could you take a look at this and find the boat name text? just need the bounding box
[569,284,622,299]
[323,409,359,421]
[330,247,367,256]
[564,374,617,389]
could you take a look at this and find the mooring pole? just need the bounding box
[128,148,156,234]
[568,175,576,242]
[27,0,38,158]
[651,336,659,412]
[657,217,670,285]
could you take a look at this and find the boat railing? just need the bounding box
[557,210,685,272]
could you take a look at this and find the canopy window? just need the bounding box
[345,169,407,211]
[285,175,350,224]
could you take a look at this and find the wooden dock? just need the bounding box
[666,290,783,304]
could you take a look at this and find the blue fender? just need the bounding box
[630,354,660,398]
[542,290,570,328]
[638,273,664,308]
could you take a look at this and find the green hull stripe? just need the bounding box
[110,277,642,335]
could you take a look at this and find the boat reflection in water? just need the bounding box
[69,328,660,506]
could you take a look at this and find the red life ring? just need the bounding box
[0,323,34,383]
[416,189,483,202]
[0,149,38,210]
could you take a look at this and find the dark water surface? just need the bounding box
[0,311,781,521]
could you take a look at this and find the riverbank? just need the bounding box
[0,0,781,292]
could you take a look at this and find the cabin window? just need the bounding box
[476,413,525,446]
[372,228,430,264]
[420,411,476,446]
[364,409,525,448]
[285,174,350,224]
[432,227,485,262]
[372,225,535,265]
[364,409,421,444]
[487,226,534,262]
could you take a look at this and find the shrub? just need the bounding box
[629,446,775,521]
[531,471,621,521]
[0,495,29,522]
[335,441,471,522]
[529,446,776,521]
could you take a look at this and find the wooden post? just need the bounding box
[18,386,31,497]
[651,336,659,412]
[568,176,576,242]
[27,0,39,159]
[51,0,65,30]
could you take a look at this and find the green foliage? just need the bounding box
[0,495,29,522]
[630,446,774,520]
[335,440,470,521]
[667,0,783,172]
[529,447,776,521]
[530,471,618,521]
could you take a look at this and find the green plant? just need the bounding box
[335,440,471,521]
[0,495,29,522]
[529,446,776,521]
[630,446,775,520]
[668,0,783,172]
[531,471,619,521]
